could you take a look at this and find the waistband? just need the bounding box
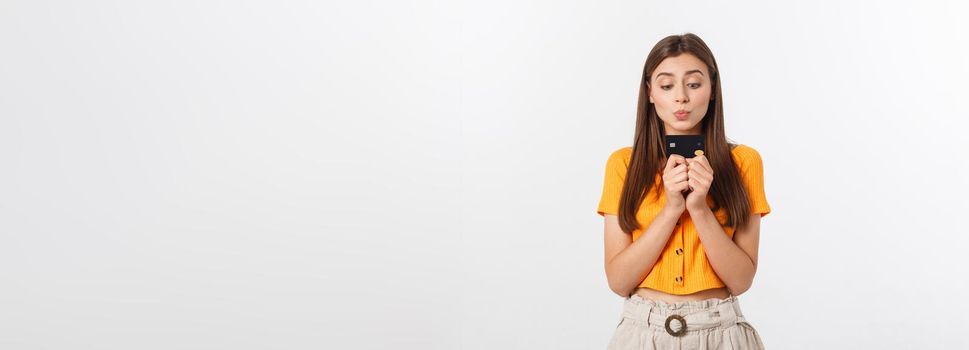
[621,294,748,336]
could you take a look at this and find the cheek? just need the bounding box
[696,87,712,101]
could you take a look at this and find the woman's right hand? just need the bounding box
[662,154,689,213]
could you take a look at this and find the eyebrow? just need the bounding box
[655,70,704,79]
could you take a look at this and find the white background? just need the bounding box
[2,0,968,349]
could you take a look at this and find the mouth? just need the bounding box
[674,110,689,120]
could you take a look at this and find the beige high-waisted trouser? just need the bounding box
[606,294,765,350]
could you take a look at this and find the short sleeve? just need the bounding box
[736,146,771,217]
[596,149,629,216]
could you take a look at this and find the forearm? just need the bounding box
[688,206,756,295]
[606,207,680,297]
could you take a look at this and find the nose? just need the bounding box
[675,85,689,103]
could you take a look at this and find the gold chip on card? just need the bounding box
[694,150,704,156]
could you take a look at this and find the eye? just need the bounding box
[688,83,702,89]
[661,85,673,90]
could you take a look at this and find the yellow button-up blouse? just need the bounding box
[596,144,771,295]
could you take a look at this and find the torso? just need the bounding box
[634,286,731,303]
[629,143,739,304]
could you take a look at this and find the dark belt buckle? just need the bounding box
[664,314,687,337]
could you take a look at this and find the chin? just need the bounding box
[666,127,701,136]
[670,121,697,129]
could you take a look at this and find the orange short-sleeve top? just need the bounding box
[596,144,771,295]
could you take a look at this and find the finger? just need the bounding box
[689,177,702,192]
[674,163,688,176]
[664,163,684,183]
[688,169,707,185]
[678,181,690,193]
[664,156,682,172]
[666,171,686,186]
[668,175,686,191]
[677,172,689,184]
[668,154,686,165]
[688,158,712,180]
[688,162,709,179]
[670,154,686,166]
[690,175,709,191]
[694,155,713,173]
[667,163,686,181]
[664,156,676,172]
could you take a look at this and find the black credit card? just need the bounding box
[664,135,704,159]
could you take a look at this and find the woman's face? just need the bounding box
[648,54,713,135]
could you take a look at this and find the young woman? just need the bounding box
[597,33,771,349]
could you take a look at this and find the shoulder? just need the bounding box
[729,144,765,173]
[609,146,633,158]
[730,143,762,161]
[606,146,633,166]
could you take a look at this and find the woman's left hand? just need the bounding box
[685,154,714,211]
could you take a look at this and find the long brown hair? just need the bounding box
[617,33,752,234]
